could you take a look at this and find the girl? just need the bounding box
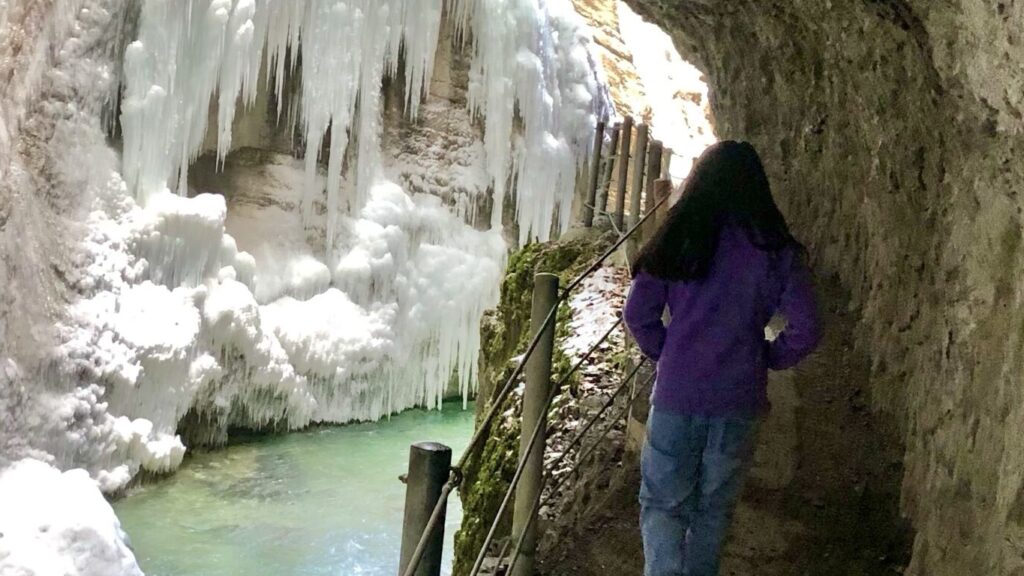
[624,141,820,576]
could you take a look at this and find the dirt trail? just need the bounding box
[538,280,913,575]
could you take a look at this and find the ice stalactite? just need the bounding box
[330,182,507,410]
[121,0,606,251]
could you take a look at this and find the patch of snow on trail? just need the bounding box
[563,266,629,361]
[543,263,633,517]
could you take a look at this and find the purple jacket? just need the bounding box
[624,225,820,416]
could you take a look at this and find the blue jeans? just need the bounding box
[640,408,758,576]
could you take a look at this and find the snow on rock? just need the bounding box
[2,0,611,497]
[329,181,507,410]
[0,0,199,492]
[0,459,143,576]
[562,266,629,361]
[51,162,507,489]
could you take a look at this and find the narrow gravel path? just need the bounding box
[538,279,913,576]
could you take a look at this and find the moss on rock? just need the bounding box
[453,228,615,575]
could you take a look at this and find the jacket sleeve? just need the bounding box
[767,248,821,370]
[624,272,669,362]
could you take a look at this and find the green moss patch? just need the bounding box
[453,229,615,575]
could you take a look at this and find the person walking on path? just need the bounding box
[624,140,820,576]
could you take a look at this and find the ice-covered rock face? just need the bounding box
[120,0,610,245]
[0,0,609,497]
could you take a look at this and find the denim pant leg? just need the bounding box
[685,416,758,576]
[640,409,703,576]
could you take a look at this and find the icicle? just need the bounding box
[297,0,363,251]
[215,0,257,167]
[353,2,389,212]
[397,1,443,120]
[123,0,605,239]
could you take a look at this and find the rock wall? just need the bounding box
[569,0,649,121]
[623,1,1024,574]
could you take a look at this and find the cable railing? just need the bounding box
[498,371,656,576]
[468,361,653,576]
[398,117,670,576]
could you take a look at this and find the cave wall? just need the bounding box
[623,1,1024,574]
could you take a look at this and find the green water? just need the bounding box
[114,404,475,576]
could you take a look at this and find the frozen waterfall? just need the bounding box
[0,0,609,497]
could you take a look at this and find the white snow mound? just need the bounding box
[0,459,143,576]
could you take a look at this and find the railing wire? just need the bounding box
[402,187,669,576]
[467,355,648,576]
[502,371,657,575]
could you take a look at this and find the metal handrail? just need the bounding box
[540,365,646,484]
[467,357,648,576]
[562,192,669,296]
[469,317,624,576]
[544,371,656,507]
[502,371,656,575]
[401,190,669,576]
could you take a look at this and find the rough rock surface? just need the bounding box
[570,0,649,121]
[452,229,619,576]
[623,2,1024,574]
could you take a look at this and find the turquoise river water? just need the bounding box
[114,404,475,576]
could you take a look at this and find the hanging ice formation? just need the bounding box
[121,0,609,249]
[34,0,609,491]
[451,0,610,243]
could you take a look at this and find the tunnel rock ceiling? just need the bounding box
[623,1,1024,574]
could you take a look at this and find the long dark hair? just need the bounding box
[633,140,795,281]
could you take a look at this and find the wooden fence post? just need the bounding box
[613,116,634,231]
[398,442,452,576]
[511,273,559,576]
[597,123,621,216]
[582,120,605,228]
[628,123,649,231]
[644,142,663,220]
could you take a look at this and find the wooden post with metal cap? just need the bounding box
[510,273,559,576]
[582,120,606,228]
[398,442,453,576]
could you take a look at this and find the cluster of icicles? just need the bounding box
[121,0,607,249]
[49,0,609,489]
